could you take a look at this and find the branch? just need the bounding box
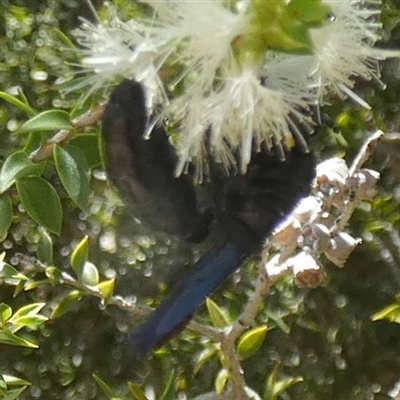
[14,253,149,317]
[29,103,105,162]
[206,131,383,398]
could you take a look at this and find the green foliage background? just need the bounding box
[1,1,400,399]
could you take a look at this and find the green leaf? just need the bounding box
[0,151,43,193]
[0,386,28,400]
[13,280,25,297]
[45,266,62,286]
[0,259,28,281]
[2,374,31,387]
[0,196,13,241]
[159,370,175,400]
[10,315,48,329]
[0,330,38,348]
[53,144,90,210]
[0,303,12,323]
[206,297,230,328]
[16,87,31,110]
[0,376,6,392]
[37,228,53,264]
[17,110,73,134]
[80,262,99,286]
[70,236,89,275]
[50,290,81,319]
[70,134,102,169]
[215,368,229,395]
[128,381,149,400]
[0,91,36,117]
[97,279,115,304]
[16,176,62,235]
[266,376,304,400]
[51,27,76,49]
[23,280,48,291]
[264,362,303,400]
[237,325,267,360]
[92,374,117,399]
[193,346,219,376]
[371,303,400,323]
[11,303,45,320]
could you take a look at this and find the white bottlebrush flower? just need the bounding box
[174,65,315,175]
[310,0,400,108]
[148,1,246,96]
[73,10,163,107]
[74,0,399,174]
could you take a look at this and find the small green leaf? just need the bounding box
[17,110,73,134]
[0,91,36,117]
[0,330,38,348]
[0,196,13,241]
[237,325,267,360]
[17,176,62,235]
[80,262,99,286]
[23,280,47,291]
[206,298,230,328]
[193,346,219,376]
[11,303,45,320]
[12,280,25,297]
[215,368,229,395]
[159,370,175,400]
[0,151,42,193]
[0,260,28,281]
[92,374,117,399]
[3,374,31,387]
[371,303,400,323]
[0,376,6,392]
[128,381,149,400]
[54,144,90,210]
[0,386,28,400]
[264,362,303,400]
[70,134,102,169]
[70,236,89,276]
[10,315,48,329]
[16,87,31,109]
[51,27,76,49]
[0,303,12,323]
[50,290,81,319]
[37,228,53,264]
[97,279,115,304]
[45,266,61,286]
[265,376,304,400]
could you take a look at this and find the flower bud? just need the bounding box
[325,232,361,268]
[293,196,321,224]
[291,252,324,288]
[355,168,380,200]
[316,158,349,187]
[315,158,350,206]
[311,223,332,252]
[274,216,301,246]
